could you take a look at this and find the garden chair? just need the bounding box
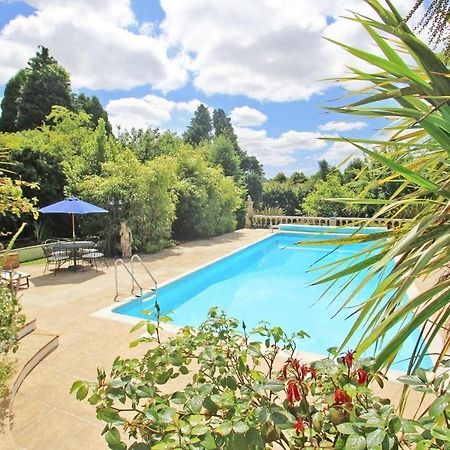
[81,250,108,272]
[43,243,70,275]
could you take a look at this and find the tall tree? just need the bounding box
[16,46,72,130]
[210,136,241,179]
[316,160,331,181]
[290,171,308,184]
[73,94,112,134]
[272,172,288,183]
[0,69,28,132]
[212,108,240,152]
[183,104,212,146]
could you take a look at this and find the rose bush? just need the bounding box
[72,308,450,449]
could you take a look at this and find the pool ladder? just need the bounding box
[114,255,158,302]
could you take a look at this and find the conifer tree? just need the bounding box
[183,104,212,146]
[16,46,72,130]
[73,94,112,134]
[0,69,28,132]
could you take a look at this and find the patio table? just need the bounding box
[53,240,95,271]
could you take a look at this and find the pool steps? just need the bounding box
[114,255,158,301]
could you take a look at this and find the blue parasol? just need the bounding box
[39,196,108,240]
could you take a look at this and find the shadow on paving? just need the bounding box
[31,269,105,287]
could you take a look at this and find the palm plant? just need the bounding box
[304,0,450,379]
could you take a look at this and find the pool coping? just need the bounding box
[91,229,441,380]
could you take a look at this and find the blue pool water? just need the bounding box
[114,231,430,371]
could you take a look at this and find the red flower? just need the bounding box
[334,389,352,405]
[281,361,289,379]
[291,359,301,371]
[356,369,368,385]
[286,380,301,404]
[308,366,317,380]
[342,351,355,368]
[294,417,306,435]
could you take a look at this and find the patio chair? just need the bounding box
[43,244,70,275]
[81,250,108,272]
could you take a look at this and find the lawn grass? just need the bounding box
[21,258,45,266]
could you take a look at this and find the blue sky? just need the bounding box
[0,0,417,177]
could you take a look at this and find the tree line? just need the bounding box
[0,46,407,253]
[0,48,264,253]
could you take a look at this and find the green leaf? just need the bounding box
[75,383,89,401]
[431,426,450,442]
[70,380,84,394]
[151,443,173,450]
[158,407,176,424]
[129,321,145,333]
[388,417,401,434]
[201,433,217,450]
[88,393,101,405]
[187,395,203,413]
[345,434,366,450]
[191,424,209,436]
[129,339,141,348]
[261,378,285,392]
[215,422,232,436]
[347,140,440,191]
[97,407,125,425]
[104,428,126,450]
[233,422,249,434]
[337,422,356,435]
[366,429,386,449]
[245,428,265,449]
[428,396,449,419]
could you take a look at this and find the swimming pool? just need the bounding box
[113,230,429,371]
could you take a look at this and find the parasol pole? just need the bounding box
[72,213,76,242]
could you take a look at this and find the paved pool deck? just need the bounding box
[7,229,429,449]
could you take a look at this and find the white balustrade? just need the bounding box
[251,215,406,229]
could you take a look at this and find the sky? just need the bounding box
[0,0,421,177]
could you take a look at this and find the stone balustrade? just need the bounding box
[251,215,406,229]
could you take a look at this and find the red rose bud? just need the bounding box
[356,369,368,385]
[286,380,301,404]
[334,389,352,405]
[342,350,355,368]
[281,361,289,379]
[294,417,306,434]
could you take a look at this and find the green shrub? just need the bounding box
[0,284,25,354]
[172,148,242,239]
[72,310,449,449]
[0,358,14,398]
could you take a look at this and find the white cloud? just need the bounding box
[230,106,267,127]
[319,120,367,132]
[235,126,325,167]
[319,140,363,165]
[0,0,187,91]
[0,0,424,103]
[160,0,422,102]
[106,94,203,132]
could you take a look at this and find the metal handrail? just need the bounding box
[114,258,144,301]
[130,254,158,294]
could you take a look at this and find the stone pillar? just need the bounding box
[245,195,254,228]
